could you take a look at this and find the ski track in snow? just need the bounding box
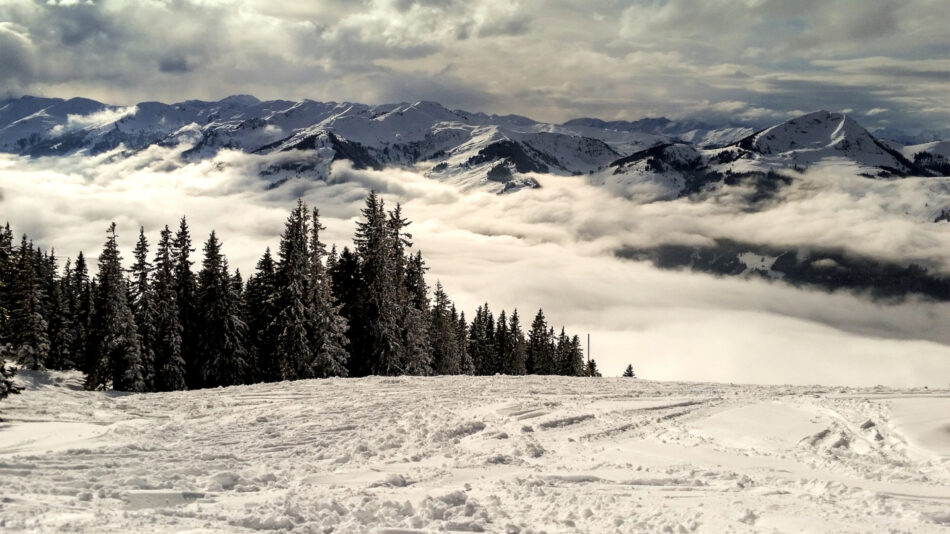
[1,371,949,533]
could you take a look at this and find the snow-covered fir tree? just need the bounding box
[307,208,348,378]
[274,200,316,380]
[87,223,144,392]
[11,236,49,370]
[429,282,459,375]
[130,227,157,390]
[172,217,200,389]
[244,248,279,382]
[152,226,187,391]
[197,232,248,387]
[352,192,402,376]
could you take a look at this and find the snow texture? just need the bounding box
[1,369,949,532]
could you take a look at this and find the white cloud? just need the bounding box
[49,105,138,135]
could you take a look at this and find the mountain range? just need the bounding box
[3,94,950,301]
[2,95,946,196]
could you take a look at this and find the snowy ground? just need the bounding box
[1,371,949,533]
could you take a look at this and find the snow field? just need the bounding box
[1,371,949,532]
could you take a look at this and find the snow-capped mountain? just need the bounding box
[600,111,935,199]
[0,95,628,193]
[0,97,946,196]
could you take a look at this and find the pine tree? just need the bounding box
[505,309,527,375]
[11,237,49,369]
[566,334,585,377]
[456,309,473,374]
[622,364,636,378]
[526,309,550,375]
[244,248,279,382]
[130,227,157,390]
[0,223,14,347]
[400,250,431,375]
[352,192,402,375]
[196,232,248,387]
[307,208,348,378]
[71,252,93,375]
[468,305,491,375]
[87,223,144,392]
[329,246,362,375]
[152,226,186,391]
[555,327,570,375]
[44,270,72,370]
[173,217,200,389]
[274,200,315,380]
[0,343,20,409]
[493,310,510,376]
[585,359,602,378]
[429,282,459,375]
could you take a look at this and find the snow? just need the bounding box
[2,370,949,532]
[903,141,950,159]
[888,397,950,460]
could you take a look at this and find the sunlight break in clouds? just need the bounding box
[2,147,950,386]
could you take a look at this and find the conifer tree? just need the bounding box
[565,334,585,377]
[0,343,20,408]
[493,310,510,376]
[45,272,72,370]
[87,223,144,392]
[274,200,314,380]
[456,309,473,374]
[400,250,431,375]
[547,327,557,374]
[352,192,402,375]
[468,305,491,375]
[555,327,570,375]
[130,227,157,390]
[622,364,636,378]
[307,208,348,378]
[0,224,14,347]
[173,217,200,388]
[506,310,527,375]
[71,252,93,375]
[11,237,49,369]
[196,232,248,387]
[329,246,362,374]
[429,282,459,374]
[526,309,550,375]
[244,248,279,382]
[152,226,186,391]
[585,359,602,377]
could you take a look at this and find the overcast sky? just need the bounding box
[1,0,948,132]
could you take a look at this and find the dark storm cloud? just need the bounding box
[159,56,191,74]
[0,0,946,131]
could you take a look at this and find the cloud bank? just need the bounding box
[0,0,947,134]
[2,146,950,387]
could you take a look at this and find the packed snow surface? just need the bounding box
[1,370,949,533]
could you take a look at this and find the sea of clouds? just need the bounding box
[3,144,950,386]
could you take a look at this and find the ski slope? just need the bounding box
[1,370,949,533]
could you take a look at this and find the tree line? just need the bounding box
[0,192,602,395]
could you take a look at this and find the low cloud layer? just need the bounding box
[0,0,947,134]
[2,146,950,386]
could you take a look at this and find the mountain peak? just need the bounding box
[219,94,261,107]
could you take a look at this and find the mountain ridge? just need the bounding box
[1,95,947,195]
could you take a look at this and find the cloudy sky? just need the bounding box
[1,0,948,133]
